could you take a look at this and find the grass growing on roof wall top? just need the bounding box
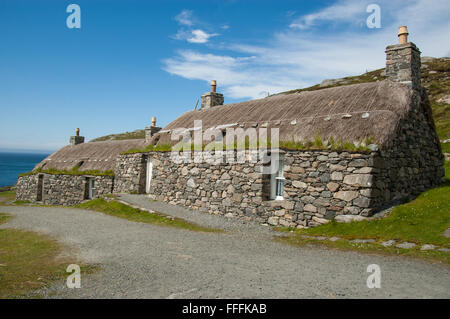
[121,136,377,154]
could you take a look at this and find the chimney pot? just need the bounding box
[398,26,409,44]
[76,128,80,136]
[151,117,156,127]
[211,80,217,93]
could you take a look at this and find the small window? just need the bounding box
[270,155,285,200]
[84,178,95,200]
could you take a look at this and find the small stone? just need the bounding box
[335,215,367,223]
[267,216,279,226]
[381,240,396,247]
[187,178,196,188]
[420,244,436,251]
[331,171,343,181]
[334,191,359,202]
[328,237,340,242]
[395,242,416,249]
[225,212,234,218]
[438,248,450,253]
[304,204,317,213]
[350,239,375,244]
[327,182,339,192]
[292,181,307,189]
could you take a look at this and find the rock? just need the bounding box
[327,182,339,192]
[292,181,307,189]
[335,215,367,223]
[312,216,329,224]
[187,178,196,188]
[350,239,375,243]
[320,78,343,87]
[348,159,368,167]
[190,167,200,175]
[267,216,279,226]
[343,174,373,187]
[436,94,450,105]
[353,196,371,208]
[438,248,450,253]
[395,242,416,249]
[334,191,359,202]
[420,244,436,251]
[421,56,435,63]
[221,172,231,180]
[181,167,189,176]
[304,204,317,213]
[328,237,340,242]
[331,171,343,181]
[444,228,450,238]
[225,212,234,218]
[381,240,396,247]
[368,144,379,151]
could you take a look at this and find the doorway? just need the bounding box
[145,157,153,194]
[37,174,44,201]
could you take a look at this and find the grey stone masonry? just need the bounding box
[114,153,147,194]
[385,42,421,90]
[145,126,162,143]
[16,174,113,205]
[201,92,224,109]
[70,135,85,146]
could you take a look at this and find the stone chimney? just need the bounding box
[70,128,85,146]
[201,80,224,109]
[385,26,421,90]
[145,117,162,143]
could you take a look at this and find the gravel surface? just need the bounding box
[1,203,449,299]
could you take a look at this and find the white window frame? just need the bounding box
[270,155,285,201]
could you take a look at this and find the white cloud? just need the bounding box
[187,29,219,44]
[289,0,367,29]
[175,9,194,26]
[173,10,219,44]
[164,0,450,100]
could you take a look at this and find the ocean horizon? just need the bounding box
[0,152,49,187]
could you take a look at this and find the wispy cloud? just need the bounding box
[289,0,367,30]
[175,9,194,26]
[173,9,219,44]
[165,0,450,100]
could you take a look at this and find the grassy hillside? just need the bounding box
[92,57,450,150]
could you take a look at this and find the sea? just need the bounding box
[0,152,50,187]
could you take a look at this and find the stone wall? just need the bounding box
[374,88,445,204]
[16,174,39,202]
[143,150,383,228]
[16,174,114,206]
[114,153,147,194]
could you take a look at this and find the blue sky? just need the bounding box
[0,0,449,152]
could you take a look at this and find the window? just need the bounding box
[270,155,285,200]
[85,178,95,200]
[37,174,44,201]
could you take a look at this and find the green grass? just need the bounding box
[0,190,16,205]
[441,142,450,153]
[277,161,450,264]
[75,198,222,233]
[0,213,97,298]
[91,129,145,142]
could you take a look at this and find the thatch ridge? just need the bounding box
[152,80,412,148]
[35,139,147,172]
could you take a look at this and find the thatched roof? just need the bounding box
[35,139,147,172]
[152,80,413,148]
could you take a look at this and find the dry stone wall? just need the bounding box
[141,150,384,228]
[16,174,39,202]
[16,174,114,206]
[114,153,146,194]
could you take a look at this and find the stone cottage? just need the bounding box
[16,27,445,228]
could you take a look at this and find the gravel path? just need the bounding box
[1,203,449,299]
